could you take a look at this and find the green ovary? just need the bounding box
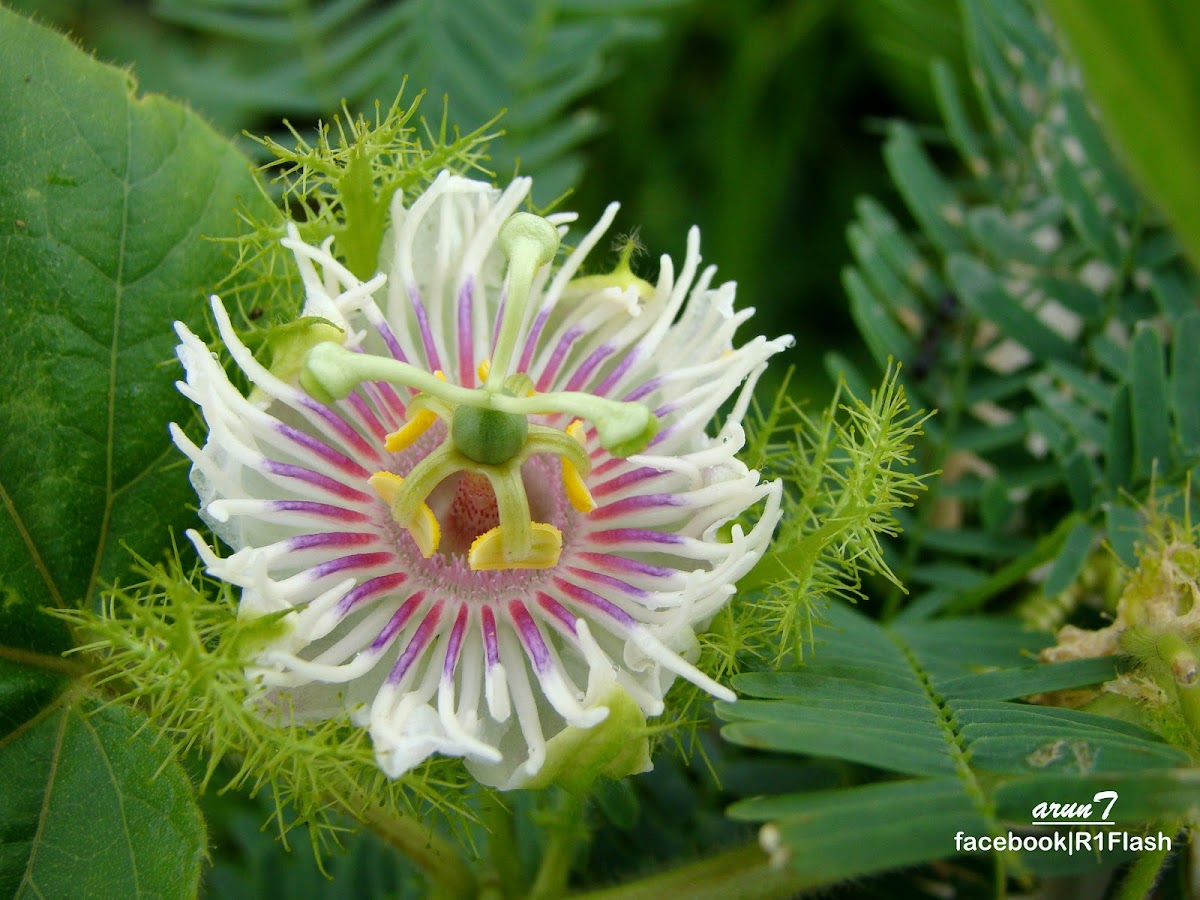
[451,405,529,466]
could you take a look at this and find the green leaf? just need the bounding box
[1170,312,1200,451]
[937,657,1120,701]
[1152,270,1198,320]
[729,778,989,886]
[0,7,269,611]
[1106,502,1143,568]
[1127,324,1172,480]
[883,123,967,256]
[146,0,683,202]
[854,196,948,301]
[931,58,987,177]
[948,255,1080,365]
[1105,384,1134,490]
[843,269,915,370]
[0,695,205,898]
[1047,0,1200,269]
[967,206,1045,267]
[719,602,1187,886]
[1028,375,1108,450]
[993,770,1200,824]
[1041,518,1094,597]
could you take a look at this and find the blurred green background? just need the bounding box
[10,0,970,396]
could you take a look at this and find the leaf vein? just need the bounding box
[16,699,71,898]
[79,711,142,896]
[84,103,133,608]
[0,478,65,609]
[885,628,1004,837]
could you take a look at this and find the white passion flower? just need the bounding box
[172,172,791,789]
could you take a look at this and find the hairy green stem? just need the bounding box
[1112,822,1178,900]
[480,793,524,898]
[353,799,477,899]
[568,843,810,900]
[529,792,588,900]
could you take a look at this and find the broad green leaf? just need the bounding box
[0,542,73,751]
[0,13,255,895]
[0,696,205,899]
[1047,0,1200,270]
[0,7,270,614]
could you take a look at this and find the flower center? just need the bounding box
[442,471,501,553]
[299,212,659,571]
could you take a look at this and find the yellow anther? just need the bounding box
[561,458,596,513]
[469,523,563,571]
[368,471,441,557]
[368,470,406,504]
[408,504,442,557]
[384,408,438,452]
[477,358,491,383]
[559,420,595,512]
[434,370,447,381]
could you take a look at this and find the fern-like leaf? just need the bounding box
[149,0,684,200]
[841,0,1200,617]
